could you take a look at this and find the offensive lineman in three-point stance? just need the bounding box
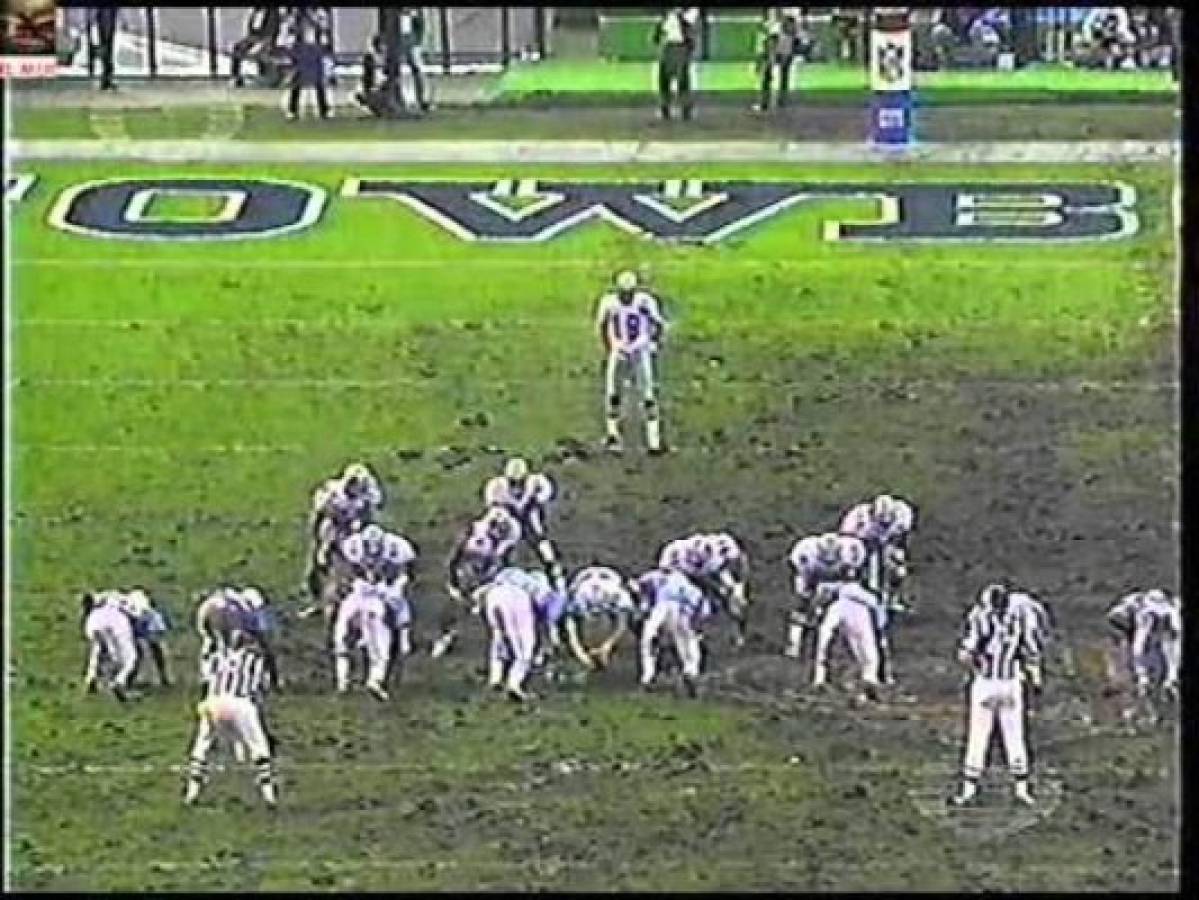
[595,270,667,454]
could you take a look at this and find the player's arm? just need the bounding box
[644,295,667,345]
[591,611,630,667]
[956,611,981,668]
[595,295,613,352]
[563,616,596,669]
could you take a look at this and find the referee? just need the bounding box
[950,584,1040,807]
[183,637,279,808]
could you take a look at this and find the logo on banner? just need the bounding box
[877,41,907,84]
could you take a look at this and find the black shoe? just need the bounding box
[604,435,623,454]
[647,445,666,457]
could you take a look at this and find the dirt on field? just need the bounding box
[227,334,1179,891]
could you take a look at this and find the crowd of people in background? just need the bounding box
[921,6,1178,76]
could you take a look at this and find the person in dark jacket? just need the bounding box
[396,7,430,113]
[755,8,805,112]
[90,6,118,91]
[286,26,330,120]
[654,7,699,121]
[231,7,282,88]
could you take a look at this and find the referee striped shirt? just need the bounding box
[202,647,268,701]
[960,603,1040,680]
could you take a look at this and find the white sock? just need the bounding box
[646,419,661,450]
[785,624,804,657]
[606,417,622,440]
[335,655,350,692]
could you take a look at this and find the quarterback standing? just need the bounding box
[594,270,667,454]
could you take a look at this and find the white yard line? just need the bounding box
[8,377,1180,392]
[8,139,1181,164]
[11,256,1147,271]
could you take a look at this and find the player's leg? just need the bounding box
[234,701,278,807]
[954,681,994,804]
[850,613,882,694]
[674,611,702,698]
[811,606,840,686]
[784,588,811,659]
[184,702,219,804]
[82,627,103,693]
[637,351,663,453]
[639,603,668,688]
[111,630,139,700]
[1161,634,1180,696]
[364,610,392,701]
[997,685,1034,803]
[331,605,354,693]
[604,351,624,450]
[502,598,536,700]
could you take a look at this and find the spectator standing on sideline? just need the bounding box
[396,7,431,113]
[286,25,330,121]
[654,7,698,121]
[230,6,282,88]
[89,6,118,91]
[754,7,804,113]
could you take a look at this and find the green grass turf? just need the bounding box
[8,160,1179,890]
[496,60,1177,104]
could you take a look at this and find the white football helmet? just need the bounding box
[1144,588,1169,605]
[817,533,840,561]
[504,457,529,482]
[241,587,267,610]
[872,494,897,525]
[616,270,637,292]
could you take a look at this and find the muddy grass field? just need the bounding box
[8,159,1180,890]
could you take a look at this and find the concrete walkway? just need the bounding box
[9,139,1180,164]
[8,75,503,109]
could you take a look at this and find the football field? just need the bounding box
[7,156,1180,890]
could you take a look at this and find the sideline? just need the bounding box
[9,139,1180,165]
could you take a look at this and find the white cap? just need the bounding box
[504,457,529,480]
[362,524,385,542]
[616,270,637,291]
[242,587,266,610]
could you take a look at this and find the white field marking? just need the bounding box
[8,256,1153,271]
[8,139,1181,164]
[22,760,1126,778]
[9,376,1181,391]
[15,857,1141,878]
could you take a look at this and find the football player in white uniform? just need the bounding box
[631,568,711,697]
[839,494,915,604]
[80,593,140,701]
[332,576,393,701]
[785,532,867,660]
[431,506,522,659]
[659,532,750,647]
[564,565,638,670]
[1106,588,1180,701]
[303,461,384,612]
[810,579,886,697]
[840,494,915,683]
[341,524,419,682]
[195,585,280,689]
[484,457,566,594]
[595,270,667,454]
[91,587,172,688]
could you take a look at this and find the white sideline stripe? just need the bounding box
[9,377,1180,391]
[11,257,1147,271]
[22,760,1118,777]
[8,139,1181,164]
[14,858,1135,877]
